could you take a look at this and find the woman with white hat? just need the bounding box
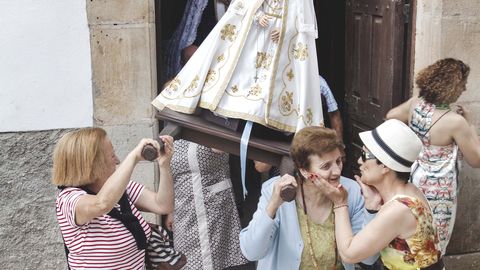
[315,119,444,270]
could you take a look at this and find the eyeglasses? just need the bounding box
[361,149,376,162]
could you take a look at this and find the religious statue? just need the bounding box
[153,0,323,132]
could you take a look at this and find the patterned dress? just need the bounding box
[171,139,248,270]
[380,195,441,270]
[409,99,458,254]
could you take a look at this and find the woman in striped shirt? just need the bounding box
[52,127,175,269]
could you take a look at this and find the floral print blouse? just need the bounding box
[380,195,441,270]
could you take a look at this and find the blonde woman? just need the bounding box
[52,127,175,269]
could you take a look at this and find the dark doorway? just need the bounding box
[314,0,413,177]
[314,0,346,135]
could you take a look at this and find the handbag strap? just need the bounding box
[61,237,71,270]
[57,185,148,269]
[81,187,148,250]
[419,110,450,139]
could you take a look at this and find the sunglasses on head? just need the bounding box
[361,149,376,162]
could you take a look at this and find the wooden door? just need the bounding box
[344,0,411,175]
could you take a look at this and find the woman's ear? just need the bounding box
[299,168,310,180]
[381,164,391,175]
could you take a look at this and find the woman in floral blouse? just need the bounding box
[317,120,443,270]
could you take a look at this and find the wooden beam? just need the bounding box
[156,108,291,166]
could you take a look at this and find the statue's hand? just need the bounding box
[270,29,280,43]
[259,14,272,27]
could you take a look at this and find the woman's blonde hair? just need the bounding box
[416,58,470,104]
[52,127,108,187]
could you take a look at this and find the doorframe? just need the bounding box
[402,0,417,103]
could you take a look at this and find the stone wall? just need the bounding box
[0,1,159,269]
[414,0,480,267]
[0,130,70,269]
[87,0,159,221]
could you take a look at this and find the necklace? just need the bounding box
[298,174,337,270]
[435,103,450,110]
[303,208,337,270]
[304,217,321,269]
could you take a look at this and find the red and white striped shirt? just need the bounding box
[56,181,151,269]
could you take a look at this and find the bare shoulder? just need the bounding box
[375,200,411,228]
[441,111,468,130]
[384,197,418,222]
[381,198,411,214]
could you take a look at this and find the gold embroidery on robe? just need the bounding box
[185,76,199,94]
[255,52,273,69]
[280,91,294,113]
[165,77,181,95]
[305,108,313,125]
[205,70,217,85]
[234,1,244,10]
[217,54,225,62]
[221,24,237,42]
[286,69,294,81]
[248,84,262,97]
[293,42,308,61]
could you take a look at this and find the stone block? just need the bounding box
[414,14,442,73]
[442,19,480,102]
[87,0,155,24]
[445,251,480,269]
[90,25,157,126]
[441,18,480,102]
[102,122,158,161]
[447,164,480,254]
[442,0,480,18]
[417,0,443,17]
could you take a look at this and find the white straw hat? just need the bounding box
[359,119,422,172]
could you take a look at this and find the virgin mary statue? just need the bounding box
[152,0,323,132]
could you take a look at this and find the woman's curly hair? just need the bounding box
[416,58,470,104]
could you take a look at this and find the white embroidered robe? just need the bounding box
[152,0,323,132]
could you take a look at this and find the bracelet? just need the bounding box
[333,204,348,210]
[366,209,379,214]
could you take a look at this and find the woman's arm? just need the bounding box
[74,138,159,226]
[334,202,416,264]
[239,181,279,261]
[451,110,480,167]
[239,175,297,261]
[135,135,175,214]
[386,97,416,123]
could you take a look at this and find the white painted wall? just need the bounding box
[0,0,93,132]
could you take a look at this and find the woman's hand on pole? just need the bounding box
[157,135,174,167]
[266,174,297,218]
